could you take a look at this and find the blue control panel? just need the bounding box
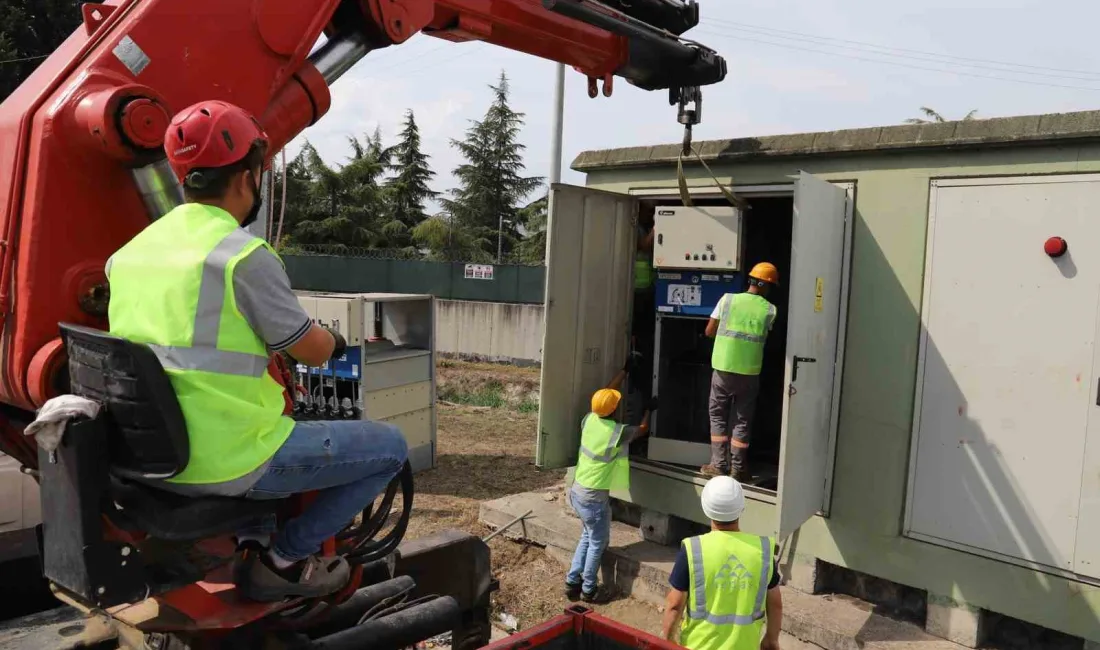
[297,346,362,381]
[654,270,746,317]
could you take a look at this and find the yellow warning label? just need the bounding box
[814,277,824,312]
[814,296,824,313]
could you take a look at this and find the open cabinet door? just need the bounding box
[536,184,637,469]
[777,172,849,539]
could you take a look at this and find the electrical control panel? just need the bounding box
[655,270,746,317]
[653,206,742,271]
[291,291,437,472]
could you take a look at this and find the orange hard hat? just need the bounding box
[591,389,622,417]
[749,262,779,285]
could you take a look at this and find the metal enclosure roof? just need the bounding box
[571,109,1100,172]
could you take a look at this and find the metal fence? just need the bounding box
[282,248,546,304]
[281,244,544,267]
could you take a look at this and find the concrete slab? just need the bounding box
[926,594,982,648]
[481,491,970,650]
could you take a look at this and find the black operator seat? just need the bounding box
[60,323,281,541]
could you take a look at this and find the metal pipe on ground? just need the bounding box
[304,576,416,639]
[309,595,460,650]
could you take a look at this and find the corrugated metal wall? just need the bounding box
[284,255,546,304]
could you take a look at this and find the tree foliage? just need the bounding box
[0,0,82,100]
[440,71,543,262]
[905,106,979,124]
[385,110,438,248]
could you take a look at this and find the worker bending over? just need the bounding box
[565,363,656,604]
[106,101,408,601]
[702,263,779,481]
[661,476,783,650]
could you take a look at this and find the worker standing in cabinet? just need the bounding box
[701,263,779,481]
[565,362,656,604]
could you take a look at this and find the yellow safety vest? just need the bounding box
[573,413,630,491]
[680,530,777,650]
[106,203,293,485]
[711,293,776,376]
[634,252,654,291]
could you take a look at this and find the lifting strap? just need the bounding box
[677,147,751,212]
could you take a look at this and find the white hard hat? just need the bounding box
[701,476,745,523]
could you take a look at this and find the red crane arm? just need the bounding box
[0,0,725,466]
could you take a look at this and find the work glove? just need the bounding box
[325,327,347,359]
[646,395,660,411]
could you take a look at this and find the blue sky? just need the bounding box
[288,0,1100,208]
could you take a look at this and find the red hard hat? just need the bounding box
[164,100,268,185]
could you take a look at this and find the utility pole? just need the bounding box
[550,63,565,185]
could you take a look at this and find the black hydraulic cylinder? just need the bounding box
[305,576,416,639]
[309,596,461,650]
[602,0,698,35]
[543,0,726,90]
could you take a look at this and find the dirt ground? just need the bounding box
[403,377,666,637]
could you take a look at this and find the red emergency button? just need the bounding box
[1044,236,1068,258]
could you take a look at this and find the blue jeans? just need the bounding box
[243,419,408,561]
[566,487,611,594]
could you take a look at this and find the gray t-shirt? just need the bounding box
[149,243,312,497]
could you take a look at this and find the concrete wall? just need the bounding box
[434,299,545,365]
[584,142,1100,642]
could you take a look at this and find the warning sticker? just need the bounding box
[814,277,824,312]
[667,284,702,307]
[113,35,150,77]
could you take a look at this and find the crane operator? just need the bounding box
[104,100,409,602]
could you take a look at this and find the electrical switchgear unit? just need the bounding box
[647,205,747,463]
[293,292,437,473]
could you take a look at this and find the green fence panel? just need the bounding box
[517,266,546,303]
[284,255,545,304]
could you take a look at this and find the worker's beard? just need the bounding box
[241,178,262,228]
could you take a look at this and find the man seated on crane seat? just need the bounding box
[104,100,409,602]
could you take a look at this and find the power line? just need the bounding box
[377,42,489,78]
[703,17,1100,80]
[694,26,1100,93]
[0,54,47,65]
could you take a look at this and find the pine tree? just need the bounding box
[385,110,438,249]
[514,193,548,264]
[442,71,542,261]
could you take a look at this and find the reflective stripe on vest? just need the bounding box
[687,535,771,625]
[107,204,293,485]
[145,228,269,377]
[711,293,776,375]
[574,413,630,491]
[680,532,776,650]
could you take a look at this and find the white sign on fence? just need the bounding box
[464,264,495,280]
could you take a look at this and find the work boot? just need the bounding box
[581,585,614,605]
[237,550,351,602]
[564,581,582,601]
[699,440,730,477]
[731,447,751,484]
